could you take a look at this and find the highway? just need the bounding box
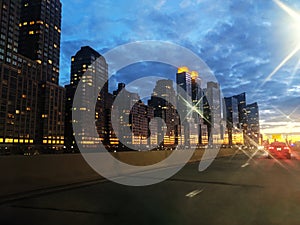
[1,151,300,225]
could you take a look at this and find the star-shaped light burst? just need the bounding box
[261,0,300,86]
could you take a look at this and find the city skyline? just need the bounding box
[59,0,300,136]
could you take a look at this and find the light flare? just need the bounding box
[258,0,300,87]
[274,0,300,22]
[261,44,300,87]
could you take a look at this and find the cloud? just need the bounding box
[60,0,300,134]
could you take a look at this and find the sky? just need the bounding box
[59,0,300,135]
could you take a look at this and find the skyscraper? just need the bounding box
[191,71,203,145]
[176,67,193,147]
[204,82,222,144]
[65,46,108,150]
[0,0,64,152]
[233,92,248,144]
[111,83,154,151]
[18,0,62,84]
[245,102,260,145]
[148,79,180,148]
[224,96,241,145]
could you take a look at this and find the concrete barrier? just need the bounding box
[0,148,242,198]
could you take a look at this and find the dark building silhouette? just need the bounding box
[224,96,241,145]
[245,102,260,145]
[224,93,260,145]
[203,82,222,144]
[176,67,192,147]
[64,46,108,150]
[148,79,180,148]
[110,83,154,151]
[18,0,61,84]
[233,93,247,131]
[191,71,203,145]
[0,0,64,152]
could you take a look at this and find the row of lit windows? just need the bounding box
[0,138,34,144]
[19,21,61,33]
[43,136,64,139]
[43,140,64,144]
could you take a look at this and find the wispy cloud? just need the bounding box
[60,0,300,134]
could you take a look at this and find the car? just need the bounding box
[267,142,291,159]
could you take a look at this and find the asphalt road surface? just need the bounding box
[1,151,300,225]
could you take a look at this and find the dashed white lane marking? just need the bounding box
[241,162,250,168]
[186,189,204,198]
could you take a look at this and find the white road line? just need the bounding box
[186,189,203,198]
[241,162,250,168]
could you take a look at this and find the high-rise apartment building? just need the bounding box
[0,0,64,153]
[148,79,180,148]
[18,0,61,84]
[65,46,108,150]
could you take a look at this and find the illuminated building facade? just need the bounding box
[65,46,108,150]
[224,96,243,145]
[204,82,223,144]
[233,92,248,133]
[191,71,204,145]
[224,93,260,146]
[0,0,64,152]
[245,102,260,145]
[130,100,154,148]
[18,0,61,84]
[176,67,193,147]
[148,79,180,148]
[111,83,154,150]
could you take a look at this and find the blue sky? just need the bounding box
[60,0,300,134]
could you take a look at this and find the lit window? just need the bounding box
[24,3,29,7]
[29,31,34,35]
[48,59,52,64]
[5,138,13,143]
[23,22,27,25]
[16,110,20,114]
[71,57,74,62]
[30,21,35,25]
